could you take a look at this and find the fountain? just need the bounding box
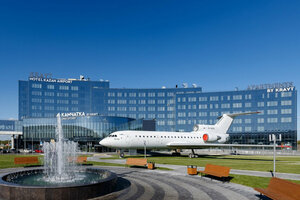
[0,114,117,200]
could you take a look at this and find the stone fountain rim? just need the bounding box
[0,167,117,189]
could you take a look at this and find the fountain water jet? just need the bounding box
[43,113,79,183]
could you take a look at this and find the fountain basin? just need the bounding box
[0,168,117,200]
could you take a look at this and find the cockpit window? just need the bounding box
[108,134,117,137]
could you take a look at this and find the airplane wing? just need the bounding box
[167,142,274,149]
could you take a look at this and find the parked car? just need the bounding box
[9,149,20,153]
[35,149,43,153]
[23,148,33,153]
[2,149,8,153]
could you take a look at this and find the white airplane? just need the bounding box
[99,112,272,158]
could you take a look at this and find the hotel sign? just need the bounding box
[247,82,294,91]
[267,87,295,93]
[60,112,98,118]
[29,72,72,84]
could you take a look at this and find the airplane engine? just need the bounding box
[203,133,221,142]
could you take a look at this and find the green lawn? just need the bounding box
[119,154,300,174]
[1,154,300,189]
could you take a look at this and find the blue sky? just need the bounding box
[0,0,299,139]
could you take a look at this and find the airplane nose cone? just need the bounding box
[99,138,108,147]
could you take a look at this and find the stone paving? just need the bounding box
[89,153,300,180]
[92,166,263,200]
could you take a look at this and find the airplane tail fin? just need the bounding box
[215,112,260,134]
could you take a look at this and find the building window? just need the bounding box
[71,100,78,104]
[31,105,42,110]
[233,103,242,108]
[129,93,136,97]
[199,97,207,101]
[177,120,186,125]
[129,114,137,118]
[157,100,165,104]
[167,114,175,118]
[138,93,146,97]
[281,117,292,123]
[257,118,264,123]
[147,114,155,118]
[57,93,69,97]
[210,112,219,116]
[188,112,197,117]
[32,98,42,103]
[148,93,155,97]
[267,101,278,106]
[221,103,230,108]
[129,107,137,111]
[32,91,42,96]
[138,107,146,111]
[233,119,242,124]
[178,112,186,117]
[45,106,54,111]
[157,114,165,118]
[199,112,207,117]
[59,85,69,90]
[71,93,78,98]
[57,100,69,104]
[267,118,278,123]
[117,100,127,104]
[232,127,242,132]
[167,92,174,97]
[157,107,165,111]
[257,102,264,107]
[148,99,155,104]
[47,85,54,89]
[32,83,42,88]
[108,107,115,111]
[245,102,252,108]
[281,100,292,106]
[199,104,207,109]
[129,100,136,104]
[210,96,219,101]
[188,97,197,102]
[245,119,252,123]
[158,92,165,97]
[281,92,292,97]
[71,107,79,111]
[44,99,54,103]
[138,114,146,118]
[257,126,264,131]
[245,94,252,100]
[233,95,242,100]
[267,109,278,115]
[245,127,252,132]
[71,86,78,91]
[138,100,146,104]
[108,99,115,104]
[281,109,292,114]
[148,107,155,111]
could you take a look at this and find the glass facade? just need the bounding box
[21,116,144,149]
[19,76,297,149]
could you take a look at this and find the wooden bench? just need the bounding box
[198,164,231,180]
[255,177,300,200]
[77,156,87,163]
[14,156,39,165]
[126,158,148,168]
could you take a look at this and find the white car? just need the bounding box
[23,149,32,153]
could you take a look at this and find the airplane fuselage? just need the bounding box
[100,130,229,149]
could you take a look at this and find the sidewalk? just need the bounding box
[89,153,300,181]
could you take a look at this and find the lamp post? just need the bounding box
[144,140,146,158]
[269,134,281,177]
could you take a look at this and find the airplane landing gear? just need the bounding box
[172,149,181,156]
[117,149,125,158]
[189,149,199,158]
